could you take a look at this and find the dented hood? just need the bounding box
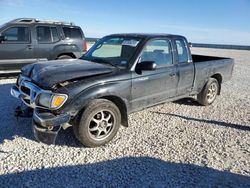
[21,59,113,88]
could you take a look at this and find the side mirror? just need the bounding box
[0,36,7,43]
[136,61,157,71]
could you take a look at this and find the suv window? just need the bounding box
[2,26,30,42]
[37,26,51,42]
[51,27,60,42]
[63,27,82,39]
[37,26,60,43]
[175,39,188,63]
[140,39,172,67]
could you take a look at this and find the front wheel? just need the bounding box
[74,99,121,147]
[197,78,219,106]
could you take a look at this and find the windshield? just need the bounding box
[82,36,142,68]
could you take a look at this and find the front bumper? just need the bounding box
[11,76,72,145]
[33,109,71,144]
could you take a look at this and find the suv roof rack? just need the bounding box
[9,18,75,26]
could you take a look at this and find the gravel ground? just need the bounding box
[0,48,249,187]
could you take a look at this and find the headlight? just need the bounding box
[51,95,68,108]
[38,93,68,109]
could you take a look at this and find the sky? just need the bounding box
[0,0,250,45]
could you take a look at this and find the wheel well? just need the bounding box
[57,53,76,59]
[211,74,222,95]
[101,96,128,127]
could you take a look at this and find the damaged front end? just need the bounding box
[33,109,71,144]
[11,75,72,144]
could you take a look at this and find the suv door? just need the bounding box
[33,25,60,60]
[0,26,33,72]
[174,39,194,96]
[131,38,178,110]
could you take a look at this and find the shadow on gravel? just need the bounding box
[152,112,250,131]
[0,157,249,187]
[0,83,35,144]
[56,127,83,147]
[173,98,201,106]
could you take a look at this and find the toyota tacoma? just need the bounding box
[11,33,234,147]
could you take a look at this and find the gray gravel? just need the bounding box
[0,48,249,187]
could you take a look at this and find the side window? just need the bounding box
[140,39,172,67]
[63,27,82,39]
[175,39,188,63]
[2,27,30,42]
[51,27,60,42]
[37,26,52,43]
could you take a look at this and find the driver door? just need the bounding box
[0,26,34,72]
[131,38,178,111]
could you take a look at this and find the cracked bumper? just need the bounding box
[32,109,71,144]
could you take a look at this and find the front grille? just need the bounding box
[23,98,30,105]
[17,76,52,109]
[20,86,31,96]
[18,77,42,108]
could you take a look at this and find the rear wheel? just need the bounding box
[57,55,73,59]
[197,78,219,106]
[73,99,121,147]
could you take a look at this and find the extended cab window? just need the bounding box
[2,26,30,42]
[140,39,172,67]
[63,27,82,39]
[175,39,188,63]
[37,26,60,43]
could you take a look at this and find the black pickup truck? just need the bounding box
[11,33,234,147]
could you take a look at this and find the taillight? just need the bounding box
[83,40,87,51]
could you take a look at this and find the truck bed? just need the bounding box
[192,54,230,63]
[191,54,234,95]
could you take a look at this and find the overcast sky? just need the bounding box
[0,0,249,45]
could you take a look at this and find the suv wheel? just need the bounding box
[74,99,121,147]
[57,55,73,59]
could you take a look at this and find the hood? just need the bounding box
[21,59,114,88]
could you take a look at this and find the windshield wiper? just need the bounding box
[91,58,117,68]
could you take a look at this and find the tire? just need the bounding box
[74,99,121,147]
[57,55,73,59]
[197,78,219,106]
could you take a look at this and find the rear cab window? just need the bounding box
[62,27,83,39]
[36,26,60,43]
[1,26,30,43]
[175,39,189,63]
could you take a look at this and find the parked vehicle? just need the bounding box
[11,33,234,147]
[0,18,87,75]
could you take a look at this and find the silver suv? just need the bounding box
[0,18,87,75]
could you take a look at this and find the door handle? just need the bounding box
[27,45,33,49]
[170,73,176,77]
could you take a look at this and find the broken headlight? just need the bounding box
[38,93,68,109]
